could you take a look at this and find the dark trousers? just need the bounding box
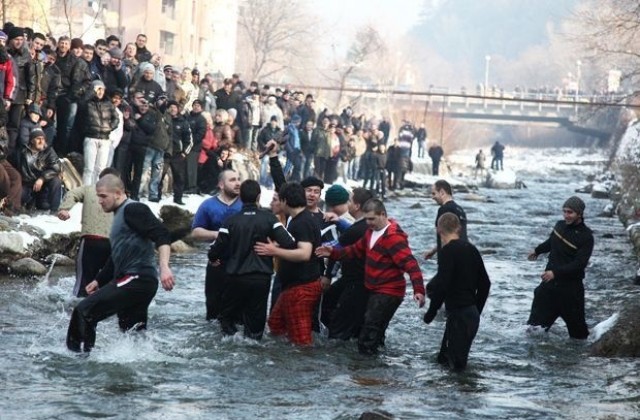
[7,103,24,153]
[171,155,186,202]
[74,236,111,297]
[527,281,589,339]
[66,274,158,352]
[431,158,441,175]
[21,176,62,211]
[375,169,386,198]
[437,305,480,371]
[358,292,403,355]
[185,144,201,191]
[113,142,132,192]
[205,262,228,320]
[322,279,369,340]
[54,97,78,157]
[219,273,271,339]
[128,145,146,200]
[314,156,327,180]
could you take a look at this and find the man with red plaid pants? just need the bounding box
[254,182,323,346]
[317,198,425,355]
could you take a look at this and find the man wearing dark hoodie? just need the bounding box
[317,198,426,355]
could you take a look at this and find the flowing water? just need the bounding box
[1,147,639,420]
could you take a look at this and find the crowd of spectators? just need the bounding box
[0,24,428,215]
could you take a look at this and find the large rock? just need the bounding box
[484,169,518,189]
[591,302,640,357]
[44,253,75,266]
[170,240,195,253]
[10,257,47,276]
[33,232,82,260]
[0,232,26,254]
[159,205,194,242]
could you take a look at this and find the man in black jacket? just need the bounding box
[16,128,61,211]
[166,100,192,204]
[54,36,90,156]
[208,179,296,339]
[79,80,119,185]
[185,100,206,193]
[527,196,593,339]
[6,27,36,152]
[423,212,491,371]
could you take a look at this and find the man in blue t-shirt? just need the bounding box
[191,169,243,320]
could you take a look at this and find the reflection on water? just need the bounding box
[1,148,639,419]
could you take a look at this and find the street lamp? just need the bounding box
[484,55,491,94]
[575,60,582,101]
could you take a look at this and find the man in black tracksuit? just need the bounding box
[424,179,468,261]
[320,187,373,340]
[208,179,296,339]
[527,196,593,339]
[423,212,491,371]
[66,174,175,353]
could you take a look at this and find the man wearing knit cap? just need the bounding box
[526,195,593,339]
[6,26,35,152]
[324,184,355,224]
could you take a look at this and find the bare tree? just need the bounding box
[237,0,317,81]
[568,0,640,94]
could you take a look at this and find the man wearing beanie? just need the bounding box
[324,184,354,224]
[526,195,594,339]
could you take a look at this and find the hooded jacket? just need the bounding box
[330,219,425,298]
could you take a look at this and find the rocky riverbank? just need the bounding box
[589,114,640,357]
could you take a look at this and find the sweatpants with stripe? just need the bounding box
[66,274,158,352]
[74,235,111,297]
[219,273,271,340]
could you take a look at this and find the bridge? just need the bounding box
[286,84,631,140]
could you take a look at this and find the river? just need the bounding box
[1,147,639,420]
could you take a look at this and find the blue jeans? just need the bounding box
[260,155,273,188]
[142,148,165,200]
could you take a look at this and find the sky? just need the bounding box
[321,0,426,53]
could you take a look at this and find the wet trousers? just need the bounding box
[358,293,403,355]
[437,305,480,371]
[66,274,158,352]
[73,235,111,297]
[205,263,228,320]
[268,279,322,346]
[527,281,589,339]
[219,273,271,339]
[321,279,369,340]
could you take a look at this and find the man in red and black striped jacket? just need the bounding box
[317,198,425,355]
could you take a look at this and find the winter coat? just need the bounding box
[81,95,119,139]
[16,145,61,185]
[0,48,16,101]
[8,45,36,104]
[170,113,193,156]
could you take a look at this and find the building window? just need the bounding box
[160,31,175,55]
[161,0,176,19]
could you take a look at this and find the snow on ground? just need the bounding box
[12,145,610,252]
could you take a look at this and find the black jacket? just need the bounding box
[186,111,206,147]
[56,52,90,101]
[80,94,119,139]
[17,145,61,185]
[8,45,35,104]
[535,220,594,283]
[130,108,157,148]
[170,113,193,155]
[257,126,282,152]
[208,203,296,275]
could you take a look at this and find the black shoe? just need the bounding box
[174,200,186,205]
[148,197,161,203]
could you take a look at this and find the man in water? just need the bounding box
[191,169,242,320]
[316,198,425,355]
[424,179,467,261]
[66,174,175,353]
[57,168,120,297]
[526,196,593,339]
[208,179,296,340]
[423,212,491,371]
[254,182,323,346]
